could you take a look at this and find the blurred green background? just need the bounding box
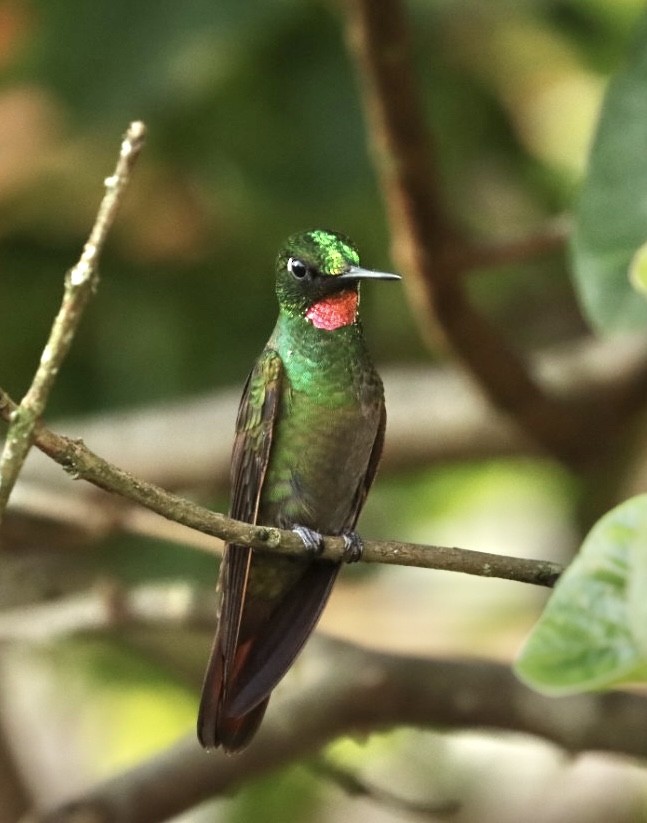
[5,0,638,414]
[2,0,646,821]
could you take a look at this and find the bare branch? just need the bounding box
[30,636,647,823]
[0,122,146,522]
[0,387,561,588]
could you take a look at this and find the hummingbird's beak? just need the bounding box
[339,266,401,281]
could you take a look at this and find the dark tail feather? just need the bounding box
[230,561,339,716]
[198,562,339,752]
[213,698,270,753]
[197,634,270,753]
[197,640,224,750]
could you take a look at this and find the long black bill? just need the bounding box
[339,266,401,281]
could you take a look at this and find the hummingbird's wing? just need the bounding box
[224,399,387,718]
[197,348,283,751]
[346,401,386,530]
[221,349,284,662]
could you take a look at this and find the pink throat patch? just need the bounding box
[306,290,358,330]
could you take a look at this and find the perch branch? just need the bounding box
[0,121,146,522]
[0,387,562,588]
[31,635,647,823]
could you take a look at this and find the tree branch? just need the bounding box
[0,387,562,588]
[0,121,146,522]
[30,636,647,823]
[342,0,599,467]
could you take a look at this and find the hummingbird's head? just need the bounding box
[275,229,400,330]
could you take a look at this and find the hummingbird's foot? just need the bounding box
[341,532,364,564]
[293,525,325,557]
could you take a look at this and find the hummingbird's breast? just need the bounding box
[260,318,384,535]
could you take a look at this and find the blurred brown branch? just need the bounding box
[30,635,647,823]
[0,582,217,642]
[342,0,642,469]
[0,121,146,523]
[0,387,561,587]
[0,718,31,823]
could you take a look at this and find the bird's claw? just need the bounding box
[293,527,363,563]
[341,532,364,564]
[293,525,325,557]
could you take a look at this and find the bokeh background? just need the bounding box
[1,1,646,821]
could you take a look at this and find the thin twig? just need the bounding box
[29,636,647,823]
[310,757,460,817]
[0,387,562,587]
[0,121,146,522]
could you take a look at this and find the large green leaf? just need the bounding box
[515,495,647,693]
[627,525,647,656]
[571,13,647,333]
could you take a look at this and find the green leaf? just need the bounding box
[628,241,647,298]
[515,495,647,694]
[571,12,647,333]
[627,526,647,656]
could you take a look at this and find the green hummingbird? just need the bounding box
[197,229,400,752]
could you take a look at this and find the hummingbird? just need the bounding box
[197,229,400,752]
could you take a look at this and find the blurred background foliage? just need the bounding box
[4,0,639,414]
[2,0,647,820]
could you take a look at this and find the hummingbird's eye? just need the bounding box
[288,258,309,279]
